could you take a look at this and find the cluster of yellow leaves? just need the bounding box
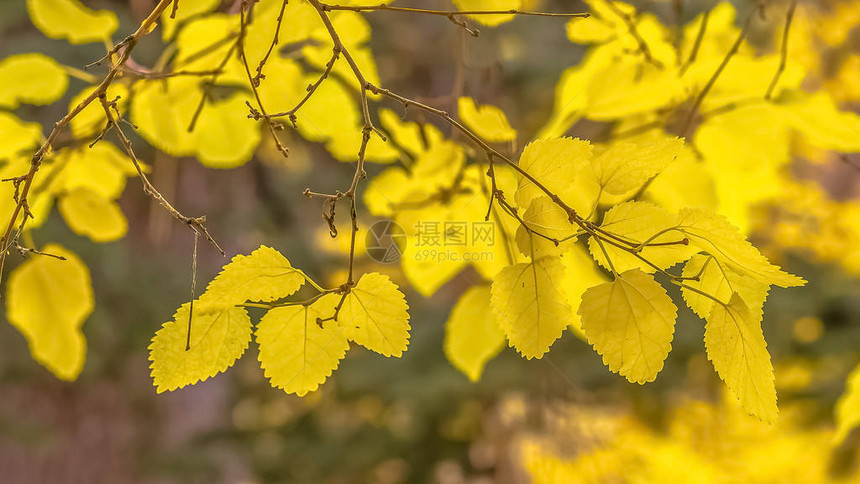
[521,395,860,484]
[0,0,845,426]
[363,104,804,420]
[130,0,403,167]
[543,0,860,234]
[149,246,410,396]
[361,77,806,419]
[0,0,149,378]
[0,0,529,383]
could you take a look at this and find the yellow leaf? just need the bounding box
[465,164,525,280]
[560,246,608,338]
[413,141,467,188]
[325,127,399,164]
[255,56,305,114]
[296,73,386,161]
[162,0,221,40]
[566,16,615,44]
[6,244,92,380]
[681,254,769,320]
[200,245,306,306]
[536,46,614,139]
[780,92,860,153]
[58,188,128,242]
[26,0,118,44]
[458,97,517,142]
[135,80,260,167]
[193,93,262,168]
[588,201,696,273]
[340,272,410,357]
[578,269,677,384]
[0,156,55,230]
[491,256,572,359]
[695,103,789,232]
[244,1,318,66]
[686,55,803,110]
[363,167,411,217]
[644,148,717,213]
[835,363,860,443]
[566,0,638,43]
[453,0,520,27]
[705,293,777,423]
[676,208,806,288]
[515,196,578,258]
[149,302,252,392]
[131,79,198,157]
[443,286,505,381]
[515,137,593,209]
[294,76,359,140]
[174,15,244,84]
[61,142,134,199]
[396,165,521,295]
[592,136,684,195]
[257,293,349,396]
[0,112,42,160]
[398,202,468,297]
[379,108,444,157]
[585,59,683,120]
[0,53,68,108]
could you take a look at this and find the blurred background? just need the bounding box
[1,0,860,482]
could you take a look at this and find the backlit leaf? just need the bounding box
[257,293,349,396]
[515,196,578,258]
[58,188,128,242]
[149,303,252,392]
[592,136,684,195]
[443,286,505,381]
[681,254,770,320]
[0,53,68,108]
[340,272,410,357]
[491,256,572,359]
[705,293,777,423]
[579,269,677,384]
[515,137,592,209]
[458,97,517,142]
[588,201,696,273]
[27,0,118,44]
[6,244,93,380]
[676,208,806,288]
[560,246,609,338]
[200,245,306,306]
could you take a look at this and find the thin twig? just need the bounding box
[185,231,198,351]
[682,5,757,137]
[239,0,290,157]
[97,94,223,253]
[679,7,710,76]
[319,3,588,18]
[765,0,796,100]
[602,0,662,68]
[267,47,341,127]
